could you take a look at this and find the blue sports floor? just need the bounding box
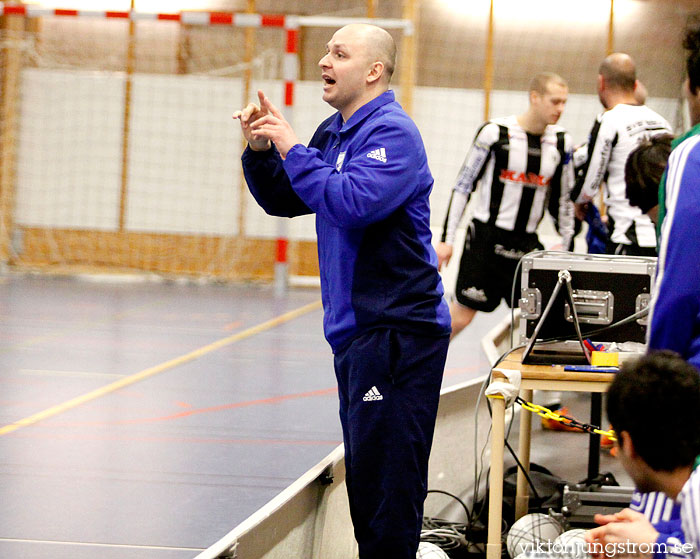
[0,274,503,559]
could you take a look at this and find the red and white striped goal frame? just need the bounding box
[0,3,411,288]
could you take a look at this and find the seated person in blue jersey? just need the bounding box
[233,24,451,559]
[585,352,700,559]
[591,491,687,559]
[436,72,575,340]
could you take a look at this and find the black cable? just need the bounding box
[533,307,649,345]
[504,439,542,501]
[426,489,472,523]
[567,307,648,339]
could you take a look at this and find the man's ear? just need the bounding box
[597,74,605,93]
[367,61,385,84]
[619,430,637,459]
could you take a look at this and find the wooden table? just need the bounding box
[486,350,615,559]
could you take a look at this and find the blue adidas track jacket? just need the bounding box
[241,90,451,352]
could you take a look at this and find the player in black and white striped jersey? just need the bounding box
[436,72,575,340]
[571,53,672,255]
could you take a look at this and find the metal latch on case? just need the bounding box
[564,290,614,325]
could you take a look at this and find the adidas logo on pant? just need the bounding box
[366,147,387,163]
[362,386,383,401]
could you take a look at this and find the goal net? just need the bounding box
[0,0,695,284]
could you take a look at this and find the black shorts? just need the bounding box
[454,220,542,313]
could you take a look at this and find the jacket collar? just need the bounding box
[327,90,395,136]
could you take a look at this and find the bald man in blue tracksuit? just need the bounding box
[233,24,451,559]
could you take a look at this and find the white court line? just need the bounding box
[20,369,124,379]
[0,299,323,436]
[0,537,203,551]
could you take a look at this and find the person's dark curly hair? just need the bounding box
[625,134,673,214]
[685,18,700,95]
[607,351,700,472]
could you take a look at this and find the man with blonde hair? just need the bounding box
[437,72,575,340]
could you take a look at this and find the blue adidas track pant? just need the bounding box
[333,328,449,559]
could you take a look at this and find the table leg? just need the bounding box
[487,395,506,559]
[587,392,602,482]
[515,388,533,520]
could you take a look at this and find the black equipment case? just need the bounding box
[518,252,657,362]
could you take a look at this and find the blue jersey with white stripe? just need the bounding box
[680,467,700,559]
[649,135,700,369]
[242,91,451,351]
[630,491,687,559]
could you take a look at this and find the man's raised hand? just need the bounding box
[247,91,301,159]
[232,90,271,152]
